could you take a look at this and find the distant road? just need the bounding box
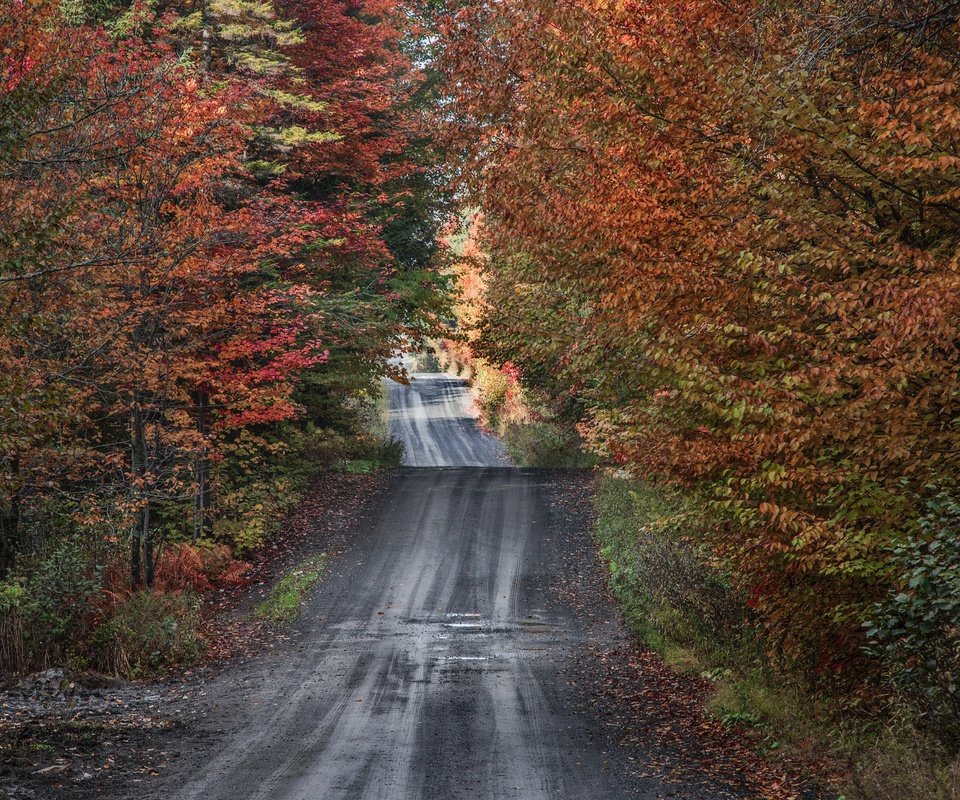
[386,373,510,467]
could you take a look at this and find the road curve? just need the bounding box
[386,373,510,467]
[162,373,749,800]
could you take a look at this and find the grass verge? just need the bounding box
[255,554,328,623]
[594,474,960,800]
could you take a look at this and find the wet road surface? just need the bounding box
[166,373,748,800]
[386,373,509,467]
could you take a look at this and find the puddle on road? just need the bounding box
[440,655,491,661]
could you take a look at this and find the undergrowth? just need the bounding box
[594,475,960,800]
[90,591,203,678]
[0,364,400,681]
[500,420,597,468]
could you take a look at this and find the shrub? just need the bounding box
[153,542,250,593]
[0,538,103,671]
[0,581,28,673]
[632,522,746,647]
[502,420,596,468]
[866,494,960,747]
[153,544,213,592]
[25,538,102,648]
[472,363,510,426]
[90,591,203,677]
[596,478,752,666]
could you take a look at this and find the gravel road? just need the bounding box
[159,373,752,800]
[386,373,510,467]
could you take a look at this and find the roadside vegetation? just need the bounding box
[437,221,595,469]
[441,345,595,468]
[594,477,960,800]
[255,555,329,623]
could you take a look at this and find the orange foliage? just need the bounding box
[439,0,960,682]
[153,544,252,594]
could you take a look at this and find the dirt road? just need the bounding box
[160,374,753,800]
[386,373,509,467]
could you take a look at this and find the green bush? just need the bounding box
[0,581,28,672]
[25,538,101,646]
[473,365,510,425]
[90,591,203,677]
[866,494,960,747]
[501,421,596,468]
[335,432,403,473]
[0,538,103,671]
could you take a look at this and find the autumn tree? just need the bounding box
[0,0,450,597]
[438,0,960,689]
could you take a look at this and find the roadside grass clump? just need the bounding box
[594,475,960,800]
[846,716,960,800]
[501,420,597,468]
[255,555,328,622]
[334,436,403,475]
[89,591,204,677]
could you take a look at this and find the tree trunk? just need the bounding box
[201,1,212,73]
[0,495,20,580]
[143,502,154,587]
[130,396,147,590]
[192,390,211,541]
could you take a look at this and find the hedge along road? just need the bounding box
[165,372,751,800]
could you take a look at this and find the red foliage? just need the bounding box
[153,544,252,594]
[0,0,433,586]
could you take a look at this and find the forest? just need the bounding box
[2,1,960,799]
[0,0,448,672]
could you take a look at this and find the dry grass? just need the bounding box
[846,721,960,800]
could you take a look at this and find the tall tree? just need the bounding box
[438,0,960,681]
